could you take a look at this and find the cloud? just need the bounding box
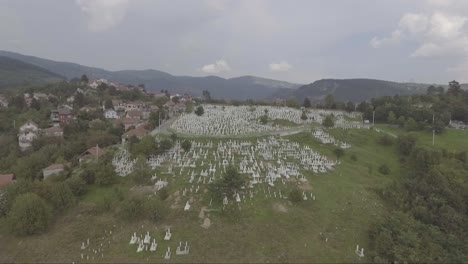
[201,60,231,73]
[370,30,402,48]
[75,0,129,32]
[269,61,292,72]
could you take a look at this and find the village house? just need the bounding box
[122,126,149,143]
[79,106,97,113]
[0,95,8,108]
[18,120,40,150]
[104,109,120,119]
[0,174,15,188]
[42,164,65,179]
[126,110,143,120]
[112,99,126,111]
[78,146,105,163]
[114,118,144,130]
[125,101,148,112]
[42,126,64,138]
[50,106,73,126]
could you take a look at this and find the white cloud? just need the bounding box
[269,61,292,72]
[398,13,429,34]
[427,12,466,39]
[370,30,402,48]
[75,0,130,32]
[201,60,231,73]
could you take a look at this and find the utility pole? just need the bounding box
[432,113,435,146]
[372,111,375,126]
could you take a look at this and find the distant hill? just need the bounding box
[277,78,435,103]
[0,51,300,100]
[0,56,64,89]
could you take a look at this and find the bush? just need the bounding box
[289,188,303,203]
[95,163,115,186]
[181,140,192,152]
[48,183,75,211]
[378,164,390,175]
[350,153,358,161]
[158,188,169,201]
[195,105,204,116]
[120,196,144,221]
[65,175,87,196]
[7,193,52,235]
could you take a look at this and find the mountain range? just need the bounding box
[0,50,456,102]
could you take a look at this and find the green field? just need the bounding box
[0,126,466,263]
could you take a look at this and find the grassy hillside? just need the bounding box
[0,56,63,88]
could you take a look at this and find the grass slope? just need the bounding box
[3,127,463,263]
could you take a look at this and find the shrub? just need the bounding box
[120,196,144,221]
[181,140,192,152]
[378,164,390,175]
[289,188,303,203]
[158,188,169,201]
[350,153,358,161]
[65,175,87,196]
[7,193,52,235]
[195,105,204,116]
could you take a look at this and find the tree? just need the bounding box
[202,90,211,101]
[345,101,355,112]
[95,163,115,186]
[104,99,113,110]
[322,115,334,128]
[209,165,246,200]
[131,157,152,185]
[80,74,89,84]
[47,183,75,211]
[195,105,204,116]
[30,98,41,110]
[7,193,52,235]
[387,111,397,124]
[185,101,194,113]
[159,139,173,152]
[260,114,268,124]
[447,80,462,96]
[170,132,178,142]
[181,139,192,152]
[324,94,336,109]
[397,135,417,156]
[289,187,303,203]
[333,148,345,160]
[303,98,311,108]
[301,111,308,120]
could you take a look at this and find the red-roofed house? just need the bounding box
[122,126,149,143]
[78,146,106,163]
[0,174,15,187]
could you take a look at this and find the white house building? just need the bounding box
[18,121,40,150]
[105,109,119,119]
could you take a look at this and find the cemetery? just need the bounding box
[4,103,460,263]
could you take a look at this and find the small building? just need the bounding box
[112,100,126,111]
[114,118,144,130]
[104,109,119,119]
[125,101,147,112]
[42,164,65,180]
[0,95,8,108]
[51,106,74,127]
[42,126,64,138]
[126,110,143,119]
[78,146,106,163]
[0,174,15,188]
[18,121,40,150]
[122,126,149,143]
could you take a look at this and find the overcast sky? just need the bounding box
[1,0,468,84]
